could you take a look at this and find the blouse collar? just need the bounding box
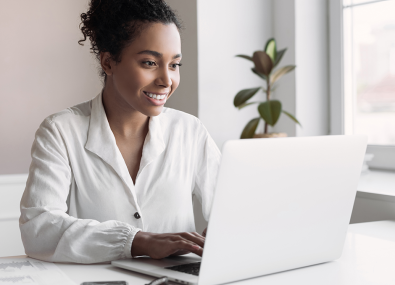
[85,91,166,191]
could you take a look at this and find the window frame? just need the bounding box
[329,0,395,171]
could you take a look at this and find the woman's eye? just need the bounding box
[143,61,156,67]
[171,63,182,69]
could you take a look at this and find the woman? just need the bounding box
[19,0,220,264]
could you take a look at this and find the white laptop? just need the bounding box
[112,135,367,285]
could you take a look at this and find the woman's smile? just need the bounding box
[143,91,168,106]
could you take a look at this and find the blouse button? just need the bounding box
[134,212,141,219]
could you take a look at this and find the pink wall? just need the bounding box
[0,0,103,174]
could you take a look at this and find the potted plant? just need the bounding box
[234,38,301,138]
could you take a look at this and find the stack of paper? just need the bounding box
[0,257,75,285]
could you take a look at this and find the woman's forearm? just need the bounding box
[20,207,139,263]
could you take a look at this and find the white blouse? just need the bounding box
[19,91,221,264]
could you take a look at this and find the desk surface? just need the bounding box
[3,221,395,285]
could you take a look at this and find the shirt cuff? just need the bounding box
[122,227,141,259]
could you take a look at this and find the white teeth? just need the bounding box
[145,92,167,100]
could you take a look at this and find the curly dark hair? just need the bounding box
[78,0,182,79]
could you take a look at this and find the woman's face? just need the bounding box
[103,22,181,117]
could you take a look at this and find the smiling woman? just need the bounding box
[101,23,182,118]
[19,0,221,264]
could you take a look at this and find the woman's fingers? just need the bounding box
[190,231,205,240]
[168,232,204,257]
[179,232,205,248]
[174,240,203,256]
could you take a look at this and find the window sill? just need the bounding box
[352,169,395,223]
[358,169,395,197]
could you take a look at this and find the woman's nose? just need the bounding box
[155,67,172,88]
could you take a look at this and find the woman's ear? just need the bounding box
[100,52,113,76]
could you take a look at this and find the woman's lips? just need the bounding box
[143,91,168,106]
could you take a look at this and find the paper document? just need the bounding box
[0,257,75,285]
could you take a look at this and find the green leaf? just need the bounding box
[258,100,282,126]
[274,48,287,67]
[264,38,277,63]
[240,118,260,139]
[252,51,273,76]
[235,54,253,62]
[237,101,259,110]
[251,68,267,80]
[271,65,296,84]
[233,87,261,107]
[282,110,302,127]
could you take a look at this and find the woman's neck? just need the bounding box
[102,83,149,139]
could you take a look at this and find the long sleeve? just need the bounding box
[193,122,222,221]
[19,118,140,264]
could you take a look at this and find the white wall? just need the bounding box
[272,0,297,136]
[0,175,27,256]
[295,0,329,136]
[272,0,330,137]
[197,0,273,149]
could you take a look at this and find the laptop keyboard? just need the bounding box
[165,262,201,276]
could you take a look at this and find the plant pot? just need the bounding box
[253,132,287,138]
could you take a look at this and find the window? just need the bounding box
[330,0,395,171]
[343,0,395,145]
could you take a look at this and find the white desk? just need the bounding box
[3,221,395,285]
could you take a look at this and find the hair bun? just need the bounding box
[78,0,182,79]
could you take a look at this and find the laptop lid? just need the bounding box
[198,135,367,285]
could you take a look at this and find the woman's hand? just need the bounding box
[131,231,205,259]
[202,228,207,237]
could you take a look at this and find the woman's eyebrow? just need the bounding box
[173,53,182,59]
[138,50,162,57]
[137,50,182,59]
